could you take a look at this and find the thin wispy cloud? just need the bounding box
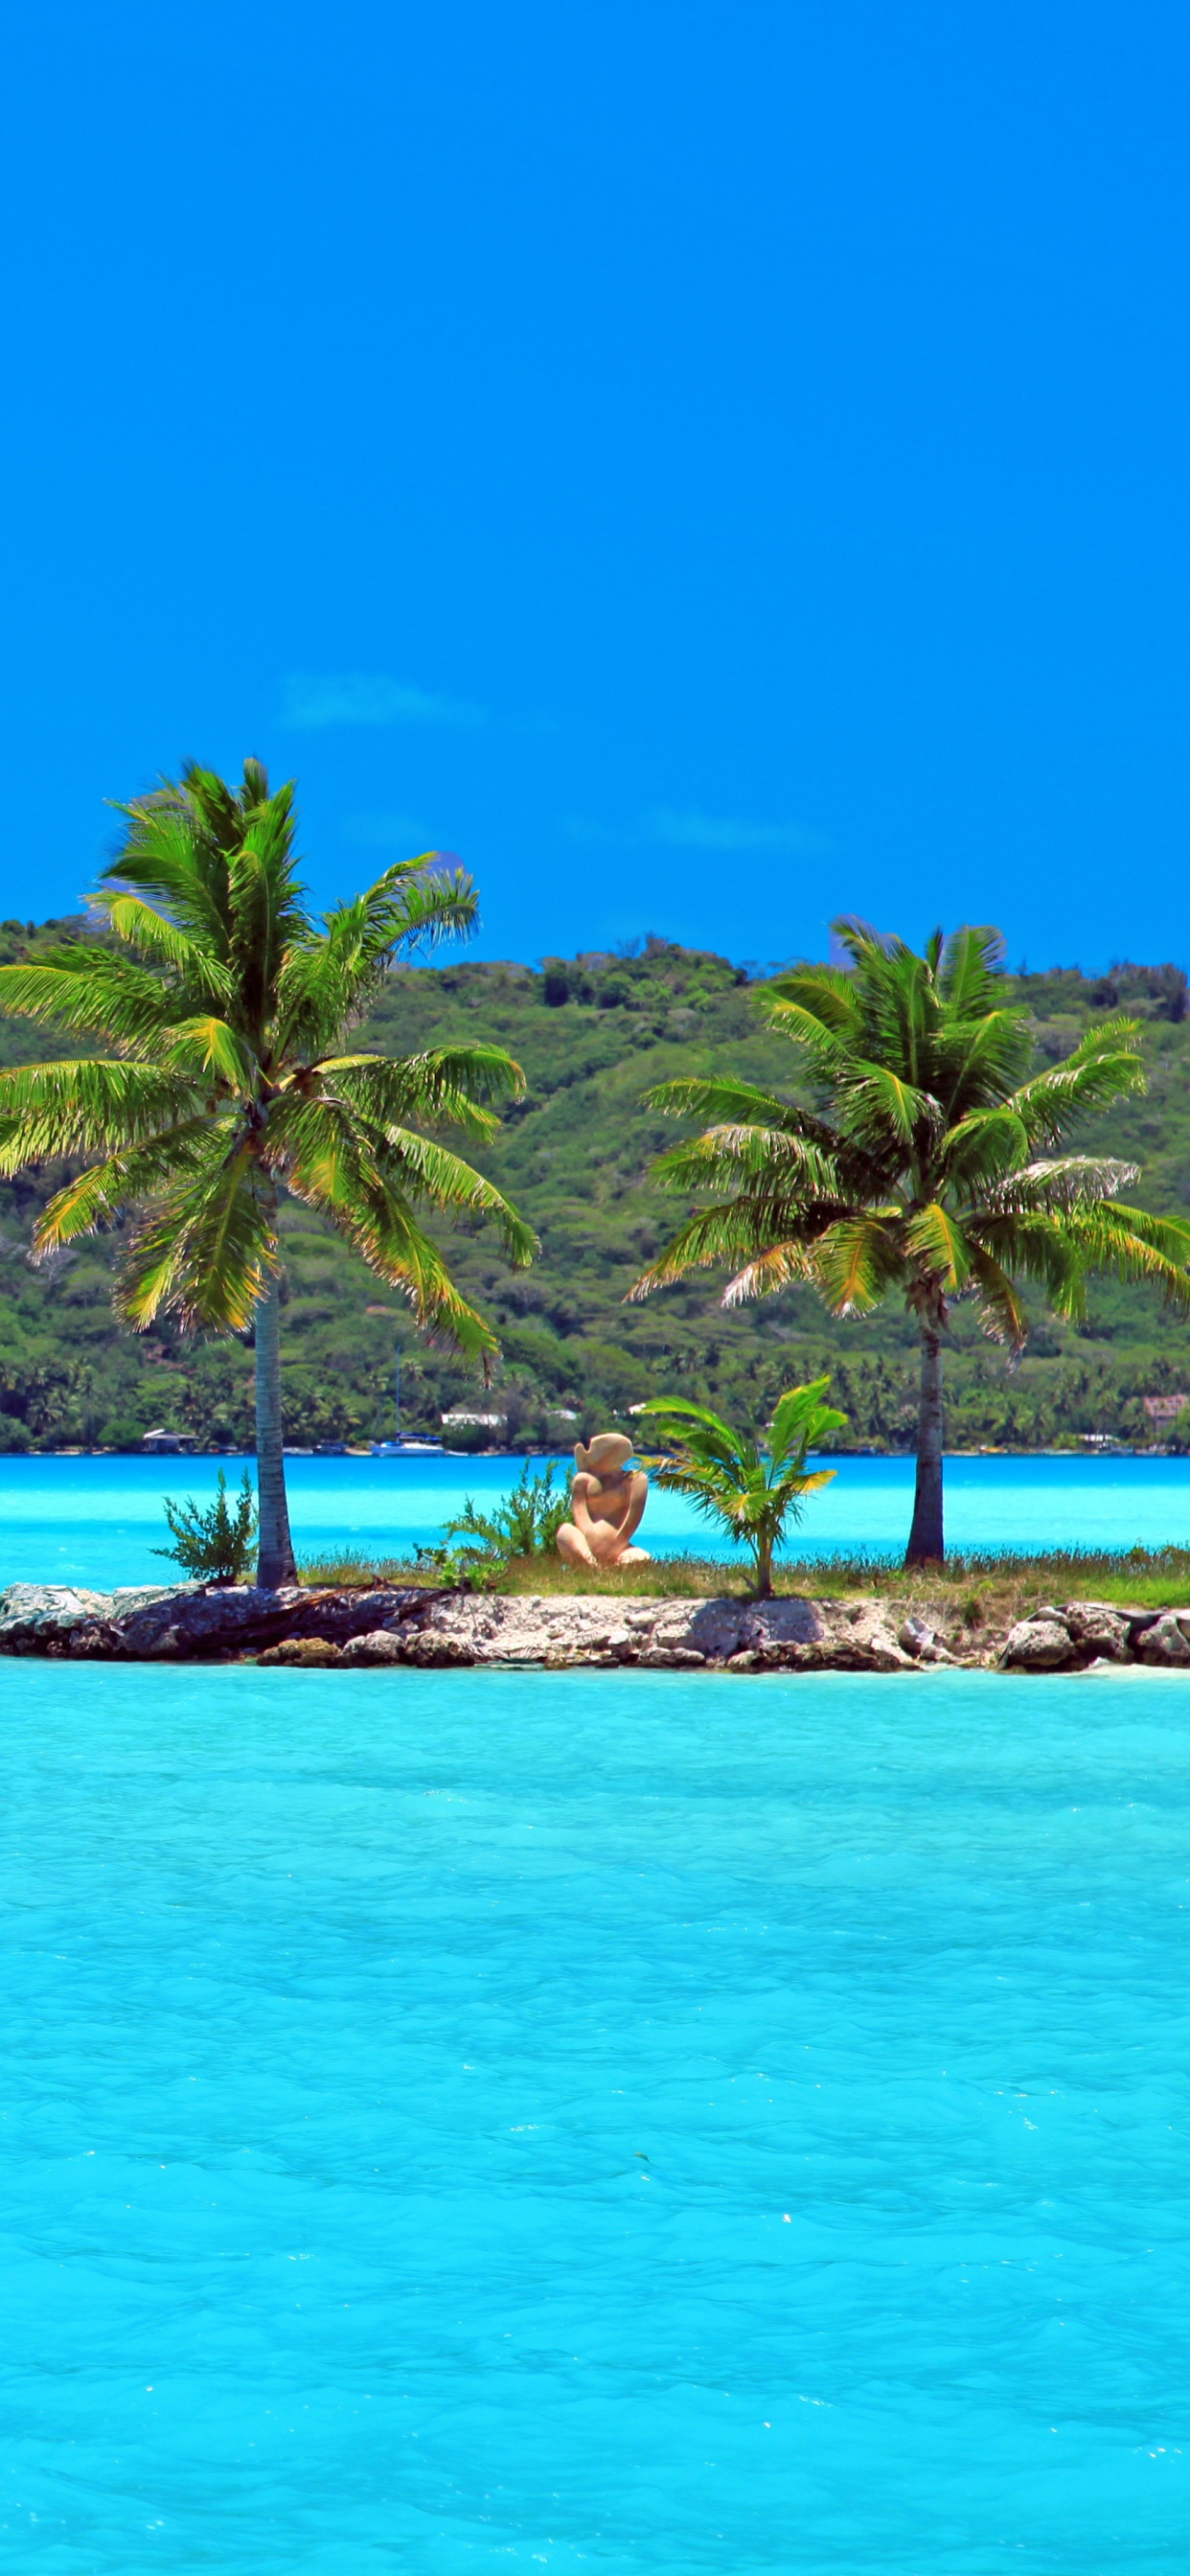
[646,807,827,855]
[564,807,828,855]
[340,812,431,851]
[282,674,485,730]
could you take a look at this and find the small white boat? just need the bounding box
[370,1438,445,1458]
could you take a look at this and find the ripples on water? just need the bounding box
[4,1663,1189,2571]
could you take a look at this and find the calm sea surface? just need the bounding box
[4,1662,1188,2571]
[1,1452,1190,1589]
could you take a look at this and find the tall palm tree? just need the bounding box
[630,920,1190,1564]
[0,760,536,1584]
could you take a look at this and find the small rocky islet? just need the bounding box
[2,1580,1189,1672]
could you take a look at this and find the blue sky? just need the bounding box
[2,0,1187,969]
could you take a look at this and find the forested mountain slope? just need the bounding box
[0,920,1187,1450]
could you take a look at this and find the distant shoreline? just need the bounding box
[6,1444,1187,1464]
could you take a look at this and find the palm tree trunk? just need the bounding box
[254,1273,296,1588]
[905,1321,945,1566]
[753,1532,774,1598]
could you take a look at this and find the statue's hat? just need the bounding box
[574,1432,634,1477]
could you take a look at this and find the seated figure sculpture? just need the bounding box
[555,1432,651,1571]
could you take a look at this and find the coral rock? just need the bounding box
[402,1633,475,1668]
[999,1618,1075,1670]
[338,1630,408,1667]
[1133,1612,1190,1667]
[1062,1601,1134,1661]
[257,1636,343,1668]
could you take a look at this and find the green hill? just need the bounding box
[0,921,1188,1452]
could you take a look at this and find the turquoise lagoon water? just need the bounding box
[4,1451,1190,1590]
[4,1659,1190,2572]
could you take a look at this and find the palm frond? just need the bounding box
[985,1155,1140,1213]
[32,1120,220,1252]
[965,1244,1029,1348]
[935,1005,1035,1116]
[937,924,1006,1015]
[0,1059,198,1171]
[629,1195,832,1299]
[969,1210,1087,1318]
[857,939,938,1092]
[270,938,354,1059]
[904,1201,973,1291]
[159,1017,256,1090]
[228,804,306,1029]
[769,1375,846,1460]
[644,1073,809,1130]
[1010,1019,1145,1145]
[100,795,233,952]
[812,1215,906,1316]
[319,1044,524,1138]
[842,1063,934,1148]
[317,1178,501,1361]
[269,1094,538,1271]
[323,860,479,1000]
[272,865,482,1054]
[648,1124,842,1202]
[940,1105,1029,1190]
[826,916,895,972]
[761,997,859,1091]
[721,1240,821,1304]
[330,856,479,955]
[381,865,481,955]
[0,949,177,1051]
[91,892,236,1008]
[368,1124,538,1267]
[304,1061,496,1146]
[636,1398,753,1474]
[113,1141,274,1331]
[1060,1202,1190,1310]
[763,963,860,1034]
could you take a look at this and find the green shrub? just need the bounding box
[442,1460,570,1581]
[152,1469,259,1585]
[414,1541,504,1592]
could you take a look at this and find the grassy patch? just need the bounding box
[296,1549,755,1597]
[778,1544,1190,1636]
[297,1541,1190,1633]
[296,1551,439,1589]
[485,1553,753,1598]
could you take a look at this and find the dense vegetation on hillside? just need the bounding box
[0,915,1188,1451]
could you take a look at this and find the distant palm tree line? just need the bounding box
[0,770,1186,1570]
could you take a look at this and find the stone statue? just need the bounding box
[555,1432,651,1571]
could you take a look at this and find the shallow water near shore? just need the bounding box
[4,1663,1190,2571]
[4,1449,1190,1588]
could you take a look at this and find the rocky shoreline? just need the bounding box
[2,1581,1190,1672]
